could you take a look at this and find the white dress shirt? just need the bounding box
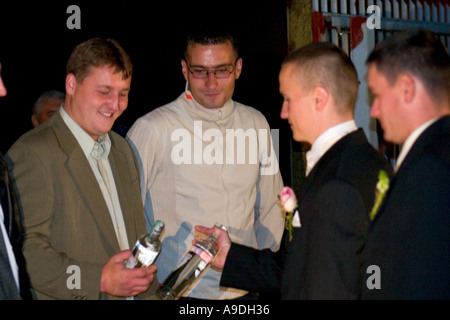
[0,205,19,289]
[306,120,358,176]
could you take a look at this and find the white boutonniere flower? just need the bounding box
[278,186,301,241]
[369,169,390,221]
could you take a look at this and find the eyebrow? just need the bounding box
[97,84,130,92]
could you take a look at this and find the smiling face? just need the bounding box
[181,42,242,109]
[64,66,131,140]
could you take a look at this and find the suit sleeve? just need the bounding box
[220,242,284,294]
[7,143,103,299]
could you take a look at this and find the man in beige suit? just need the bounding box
[6,38,158,299]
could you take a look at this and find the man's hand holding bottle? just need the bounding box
[194,224,231,270]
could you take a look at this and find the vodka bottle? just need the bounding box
[156,223,227,300]
[126,220,165,269]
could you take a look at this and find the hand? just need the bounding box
[100,250,157,297]
[195,225,231,270]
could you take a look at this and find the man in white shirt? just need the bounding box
[127,26,284,299]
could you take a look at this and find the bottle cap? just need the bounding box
[213,223,227,232]
[153,220,165,233]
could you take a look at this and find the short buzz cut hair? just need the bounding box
[282,42,359,115]
[66,38,133,83]
[366,28,450,105]
[184,24,239,61]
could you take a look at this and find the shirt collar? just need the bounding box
[394,117,439,172]
[59,106,111,159]
[306,120,358,176]
[184,82,234,122]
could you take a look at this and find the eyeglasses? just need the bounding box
[186,59,238,79]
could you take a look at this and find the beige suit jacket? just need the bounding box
[6,112,158,300]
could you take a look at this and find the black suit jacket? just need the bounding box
[0,154,32,300]
[362,116,450,299]
[221,129,393,299]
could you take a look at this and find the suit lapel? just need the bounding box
[373,116,450,222]
[108,134,140,247]
[53,114,121,252]
[300,130,363,197]
[109,134,144,246]
[396,116,450,177]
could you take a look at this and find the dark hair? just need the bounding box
[282,42,359,115]
[366,29,450,103]
[66,38,133,83]
[184,25,239,60]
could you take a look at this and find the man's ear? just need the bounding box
[313,86,329,111]
[181,59,189,81]
[65,73,77,95]
[397,74,415,104]
[31,114,39,128]
[235,57,243,80]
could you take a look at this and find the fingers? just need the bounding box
[195,225,214,236]
[114,249,133,261]
[101,252,157,297]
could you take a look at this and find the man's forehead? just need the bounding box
[79,65,130,82]
[187,43,236,60]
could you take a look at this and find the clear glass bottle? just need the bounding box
[156,223,227,300]
[126,220,165,269]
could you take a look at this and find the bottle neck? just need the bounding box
[148,231,162,242]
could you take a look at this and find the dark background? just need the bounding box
[0,1,292,184]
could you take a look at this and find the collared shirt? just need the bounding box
[394,117,439,172]
[306,120,358,176]
[127,85,284,299]
[59,107,129,250]
[0,205,19,289]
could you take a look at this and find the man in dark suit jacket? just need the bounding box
[0,63,32,300]
[6,39,158,300]
[361,29,450,299]
[196,43,392,299]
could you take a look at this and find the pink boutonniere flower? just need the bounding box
[278,186,300,241]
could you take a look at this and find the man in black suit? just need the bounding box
[0,62,32,300]
[361,29,450,299]
[196,42,392,299]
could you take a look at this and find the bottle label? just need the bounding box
[195,259,207,278]
[126,241,158,268]
[126,254,138,269]
[190,245,213,265]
